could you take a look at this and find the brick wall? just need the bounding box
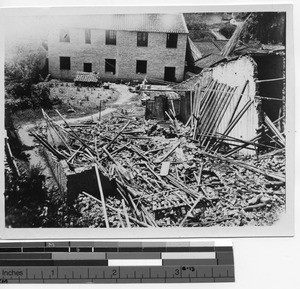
[48,29,187,82]
[41,147,68,194]
[42,146,117,200]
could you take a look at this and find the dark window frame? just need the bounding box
[166,33,178,48]
[85,29,91,44]
[105,30,116,45]
[105,59,116,74]
[83,63,92,72]
[137,32,148,47]
[164,66,176,82]
[59,29,70,43]
[136,60,147,74]
[60,56,71,70]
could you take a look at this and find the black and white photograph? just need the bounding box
[1,6,293,236]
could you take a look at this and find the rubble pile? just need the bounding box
[33,109,286,228]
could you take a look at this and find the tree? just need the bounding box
[239,12,286,44]
[5,46,47,99]
[219,23,236,39]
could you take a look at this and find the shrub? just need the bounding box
[5,46,47,99]
[219,23,236,39]
[31,82,52,109]
[5,166,47,227]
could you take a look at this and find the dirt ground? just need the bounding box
[11,82,126,127]
[50,82,119,117]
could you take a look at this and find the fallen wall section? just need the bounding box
[42,148,116,200]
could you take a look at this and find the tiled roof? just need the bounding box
[74,72,100,83]
[194,40,228,57]
[194,54,226,69]
[186,37,203,64]
[55,14,188,34]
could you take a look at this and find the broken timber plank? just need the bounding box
[200,151,285,182]
[264,114,285,146]
[94,163,110,228]
[122,199,131,228]
[179,194,202,226]
[106,120,131,149]
[155,140,181,164]
[117,211,125,228]
[81,191,150,227]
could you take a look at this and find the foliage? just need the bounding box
[239,12,286,44]
[5,166,48,227]
[219,23,236,39]
[5,46,47,99]
[5,80,63,113]
[5,164,76,228]
[188,30,212,41]
[184,13,210,41]
[186,20,208,32]
[184,12,285,44]
[31,82,52,109]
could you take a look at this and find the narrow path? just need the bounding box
[59,84,134,124]
[17,84,135,168]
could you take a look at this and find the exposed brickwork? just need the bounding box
[41,147,68,194]
[48,29,187,83]
[42,147,116,200]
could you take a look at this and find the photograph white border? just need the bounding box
[0,3,294,240]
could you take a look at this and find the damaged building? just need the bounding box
[18,13,286,228]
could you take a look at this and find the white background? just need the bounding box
[0,0,299,288]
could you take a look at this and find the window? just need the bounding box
[137,32,148,47]
[136,60,147,74]
[83,63,92,72]
[166,33,178,48]
[164,67,176,82]
[105,59,116,74]
[106,30,116,45]
[85,29,91,44]
[59,29,70,42]
[60,57,71,70]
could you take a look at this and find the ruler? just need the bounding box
[0,240,234,283]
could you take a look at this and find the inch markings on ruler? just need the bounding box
[0,241,234,283]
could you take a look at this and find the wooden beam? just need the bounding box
[94,163,110,228]
[81,191,150,227]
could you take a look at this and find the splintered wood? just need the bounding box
[190,78,285,156]
[34,108,286,228]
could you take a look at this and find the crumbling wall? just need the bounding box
[179,92,191,123]
[42,148,116,200]
[211,56,259,149]
[145,95,180,120]
[64,165,117,200]
[41,147,68,193]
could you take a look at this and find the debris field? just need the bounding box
[32,105,286,228]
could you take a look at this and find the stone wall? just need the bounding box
[42,147,117,200]
[48,29,187,83]
[41,148,68,194]
[65,164,117,200]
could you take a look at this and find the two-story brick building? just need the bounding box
[48,14,189,83]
